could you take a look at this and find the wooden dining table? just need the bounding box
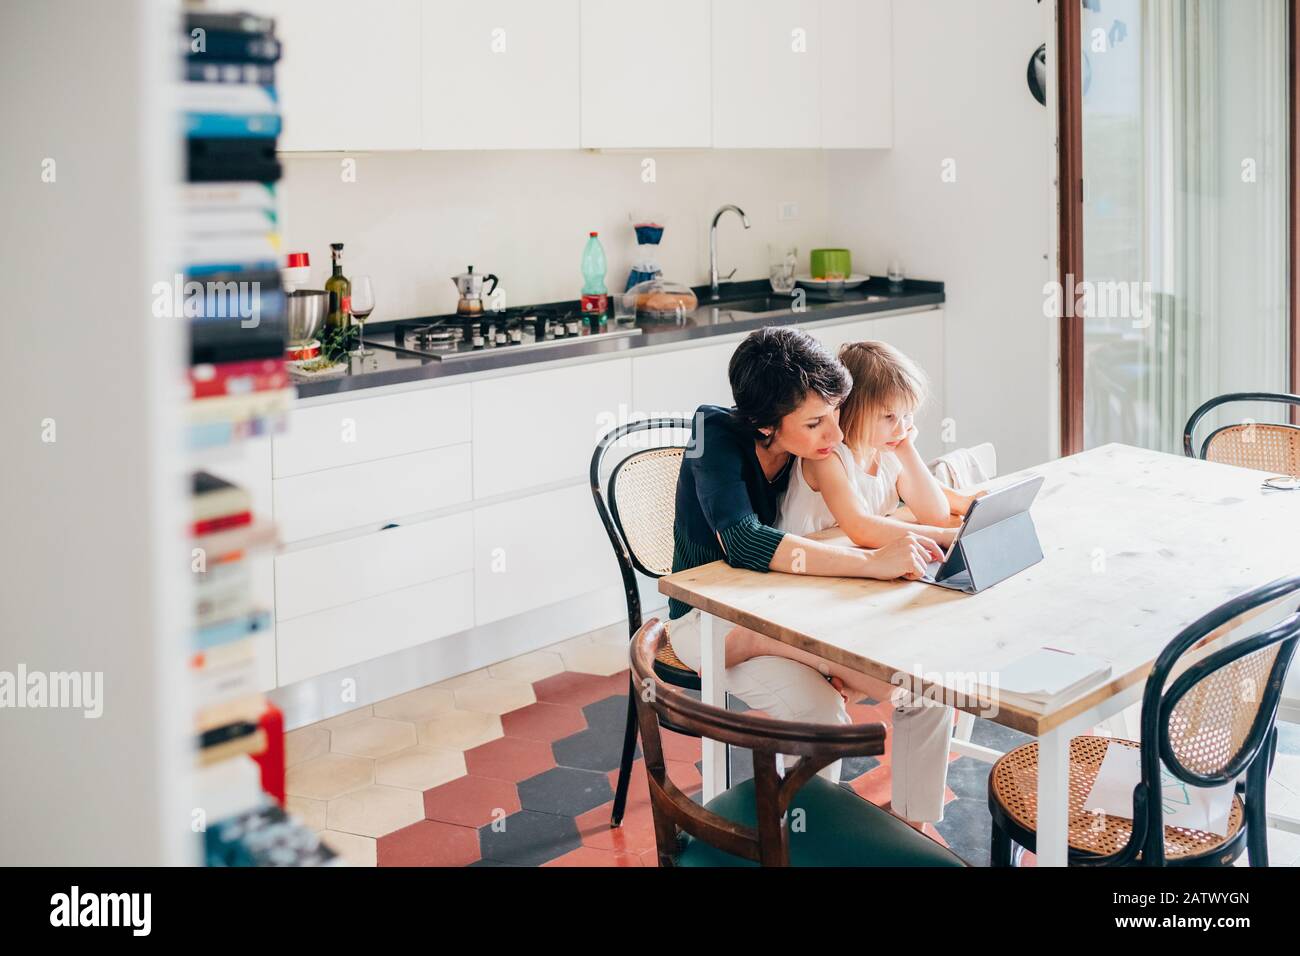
[658,443,1300,866]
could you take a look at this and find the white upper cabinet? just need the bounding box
[421,0,580,149]
[712,0,893,149]
[268,0,422,151]
[267,0,891,152]
[579,0,711,148]
[820,0,893,149]
[712,0,822,148]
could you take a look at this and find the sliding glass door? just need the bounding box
[1079,0,1292,453]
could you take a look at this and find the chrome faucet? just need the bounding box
[709,204,751,300]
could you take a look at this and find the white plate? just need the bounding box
[795,273,871,290]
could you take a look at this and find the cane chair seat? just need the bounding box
[609,446,683,576]
[1202,423,1300,476]
[989,736,1245,862]
[655,639,693,675]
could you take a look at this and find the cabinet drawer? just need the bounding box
[631,342,734,421]
[273,385,470,478]
[274,444,472,543]
[275,511,473,621]
[473,359,631,499]
[276,571,474,686]
[473,483,618,626]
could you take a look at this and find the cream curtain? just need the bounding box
[1088,0,1289,454]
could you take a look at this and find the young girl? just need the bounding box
[777,339,978,550]
[775,340,982,827]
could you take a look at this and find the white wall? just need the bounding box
[0,0,192,864]
[825,0,1059,472]
[278,149,831,319]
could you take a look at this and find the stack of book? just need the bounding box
[183,9,331,865]
[191,470,272,767]
[182,8,291,450]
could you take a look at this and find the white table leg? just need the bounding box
[1036,725,1070,867]
[699,611,728,803]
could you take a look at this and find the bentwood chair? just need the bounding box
[590,417,709,828]
[987,574,1300,867]
[1183,392,1300,475]
[630,618,967,866]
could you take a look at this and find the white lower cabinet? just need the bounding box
[273,443,472,543]
[630,342,735,421]
[276,571,474,686]
[275,511,474,622]
[472,358,631,500]
[473,483,617,626]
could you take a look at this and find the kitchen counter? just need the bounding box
[291,277,943,399]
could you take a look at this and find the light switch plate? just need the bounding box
[778,201,799,221]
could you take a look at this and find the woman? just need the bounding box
[666,326,941,787]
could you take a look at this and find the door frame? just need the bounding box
[1057,0,1300,454]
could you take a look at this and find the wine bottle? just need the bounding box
[325,242,351,331]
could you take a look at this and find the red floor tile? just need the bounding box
[659,727,702,763]
[424,774,521,828]
[849,765,892,806]
[464,736,555,782]
[576,799,662,855]
[542,845,642,867]
[501,701,587,742]
[532,671,628,708]
[377,819,480,867]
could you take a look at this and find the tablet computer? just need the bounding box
[923,473,1046,587]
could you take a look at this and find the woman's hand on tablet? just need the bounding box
[868,533,942,580]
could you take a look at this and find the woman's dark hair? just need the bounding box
[729,326,851,446]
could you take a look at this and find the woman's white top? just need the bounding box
[775,443,903,535]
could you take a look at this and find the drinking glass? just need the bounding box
[349,275,375,356]
[824,271,846,300]
[768,244,798,293]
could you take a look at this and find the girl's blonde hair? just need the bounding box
[836,340,929,453]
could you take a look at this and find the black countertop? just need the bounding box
[292,277,944,400]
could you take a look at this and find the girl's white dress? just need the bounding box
[776,442,903,535]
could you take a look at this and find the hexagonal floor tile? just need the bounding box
[464,735,555,782]
[372,686,456,723]
[543,845,642,867]
[551,695,638,772]
[500,701,587,742]
[315,706,374,732]
[285,795,327,832]
[453,677,536,716]
[326,784,425,839]
[559,642,630,677]
[284,725,329,768]
[478,809,581,866]
[517,766,613,817]
[575,799,660,856]
[285,753,374,801]
[375,744,467,791]
[417,709,503,751]
[582,620,631,647]
[532,671,627,709]
[321,829,376,867]
[377,819,481,867]
[434,668,491,691]
[424,774,521,829]
[329,716,418,759]
[488,650,566,683]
